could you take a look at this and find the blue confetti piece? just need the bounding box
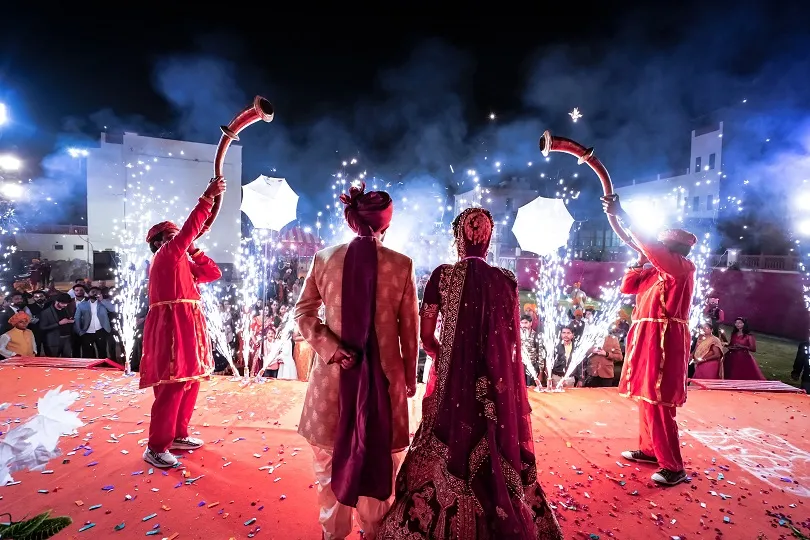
[197,501,206,507]
[724,516,731,523]
[87,461,98,467]
[78,523,96,532]
[83,449,94,457]
[148,468,154,475]
[174,482,183,489]
[132,471,143,476]
[102,485,114,491]
[142,513,157,522]
[258,505,264,511]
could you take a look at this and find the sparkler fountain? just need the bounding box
[111,161,187,373]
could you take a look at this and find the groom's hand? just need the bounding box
[406,383,417,398]
[329,345,357,370]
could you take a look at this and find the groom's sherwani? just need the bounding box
[294,240,419,540]
[295,241,419,451]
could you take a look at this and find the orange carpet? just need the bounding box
[1,366,809,540]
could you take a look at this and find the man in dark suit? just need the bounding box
[792,341,810,394]
[38,293,75,357]
[74,287,112,358]
[28,290,50,356]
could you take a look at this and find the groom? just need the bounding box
[295,183,419,540]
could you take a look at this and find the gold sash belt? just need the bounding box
[149,299,201,308]
[631,317,688,325]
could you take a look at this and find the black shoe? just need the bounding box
[621,450,658,464]
[651,468,688,486]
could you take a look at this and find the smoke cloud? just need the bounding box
[24,4,810,259]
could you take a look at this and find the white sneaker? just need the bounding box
[143,448,178,468]
[170,437,204,450]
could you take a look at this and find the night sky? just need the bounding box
[1,4,809,233]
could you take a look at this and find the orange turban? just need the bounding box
[9,311,30,326]
[339,183,393,236]
[146,221,180,243]
[657,228,697,247]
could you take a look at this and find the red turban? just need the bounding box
[657,228,697,247]
[9,311,30,326]
[339,182,393,236]
[146,221,180,243]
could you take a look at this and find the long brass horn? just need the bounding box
[197,95,275,239]
[539,130,639,252]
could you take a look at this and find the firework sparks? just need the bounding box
[569,108,583,122]
[561,283,626,386]
[533,251,570,387]
[688,233,714,334]
[111,160,187,373]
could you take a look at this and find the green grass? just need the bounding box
[732,328,799,386]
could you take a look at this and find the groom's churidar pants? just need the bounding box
[638,400,683,472]
[148,381,200,452]
[311,445,403,540]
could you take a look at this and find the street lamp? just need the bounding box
[0,183,24,199]
[0,154,22,171]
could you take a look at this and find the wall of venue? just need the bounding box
[515,258,808,341]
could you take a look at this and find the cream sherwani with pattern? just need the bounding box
[294,239,419,540]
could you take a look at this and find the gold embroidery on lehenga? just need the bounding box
[475,376,497,421]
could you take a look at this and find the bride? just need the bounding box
[378,208,562,539]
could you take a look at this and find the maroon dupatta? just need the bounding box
[331,185,395,507]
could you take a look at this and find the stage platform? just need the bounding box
[1,365,808,540]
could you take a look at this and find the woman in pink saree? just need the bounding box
[691,322,725,379]
[378,208,562,540]
[724,317,766,380]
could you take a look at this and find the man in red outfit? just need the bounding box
[140,178,226,468]
[602,194,696,486]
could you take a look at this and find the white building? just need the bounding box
[86,132,242,265]
[14,231,90,263]
[617,122,724,226]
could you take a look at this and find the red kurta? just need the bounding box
[139,198,223,389]
[619,233,695,407]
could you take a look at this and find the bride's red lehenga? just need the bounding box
[378,208,562,539]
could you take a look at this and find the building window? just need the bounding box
[694,156,702,173]
[74,244,85,250]
[692,196,700,211]
[708,153,716,169]
[706,195,713,210]
[54,244,64,251]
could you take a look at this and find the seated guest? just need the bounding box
[585,325,624,387]
[691,321,725,379]
[38,293,75,358]
[0,311,37,359]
